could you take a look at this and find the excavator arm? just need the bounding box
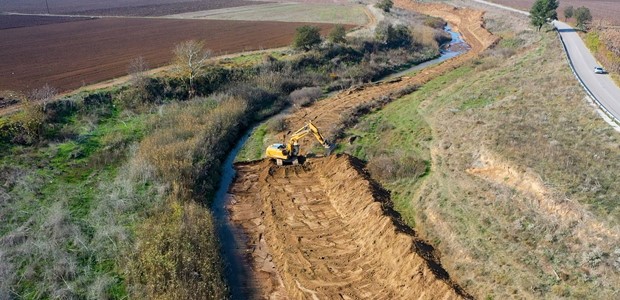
[287,122,330,153]
[265,121,332,164]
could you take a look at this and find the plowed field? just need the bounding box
[226,0,498,298]
[0,15,92,30]
[1,0,259,15]
[0,18,336,92]
[229,155,471,299]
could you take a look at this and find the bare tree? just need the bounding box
[172,40,212,98]
[29,84,57,110]
[129,56,149,86]
[128,56,150,102]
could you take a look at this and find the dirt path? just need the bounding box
[229,155,471,299]
[226,1,499,298]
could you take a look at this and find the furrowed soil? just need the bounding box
[229,155,470,299]
[0,15,92,30]
[1,0,260,15]
[226,0,498,298]
[0,18,337,93]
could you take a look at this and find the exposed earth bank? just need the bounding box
[229,155,471,299]
[225,0,499,298]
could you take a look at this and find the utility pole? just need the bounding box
[45,0,50,14]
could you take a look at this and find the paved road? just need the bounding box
[553,20,620,121]
[471,0,620,124]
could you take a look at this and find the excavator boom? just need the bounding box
[265,121,332,165]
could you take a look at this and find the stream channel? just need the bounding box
[211,24,468,300]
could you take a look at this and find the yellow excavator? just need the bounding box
[265,121,332,165]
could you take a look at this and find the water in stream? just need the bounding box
[211,129,254,300]
[211,24,470,299]
[385,25,468,80]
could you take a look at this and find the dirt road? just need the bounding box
[226,1,498,298]
[281,0,498,137]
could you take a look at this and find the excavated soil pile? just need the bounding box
[282,0,499,135]
[229,154,471,299]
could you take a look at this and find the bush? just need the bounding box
[328,24,347,44]
[574,6,592,29]
[375,22,413,49]
[292,25,322,51]
[375,0,393,12]
[267,116,288,133]
[367,154,428,182]
[423,16,446,29]
[289,86,323,107]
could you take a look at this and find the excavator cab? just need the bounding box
[265,121,332,165]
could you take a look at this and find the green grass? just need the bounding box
[336,22,620,298]
[337,65,472,230]
[218,51,287,68]
[236,123,268,162]
[0,105,152,299]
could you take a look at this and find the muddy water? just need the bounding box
[211,128,254,300]
[385,25,469,80]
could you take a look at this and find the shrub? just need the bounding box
[574,6,592,29]
[423,16,446,29]
[289,86,323,107]
[375,22,413,49]
[367,154,428,182]
[375,0,393,12]
[292,25,322,51]
[12,98,46,145]
[328,24,347,44]
[267,116,288,133]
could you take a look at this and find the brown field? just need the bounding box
[489,0,620,25]
[0,15,92,30]
[0,18,337,92]
[0,0,261,15]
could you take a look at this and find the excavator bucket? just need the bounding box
[324,143,336,156]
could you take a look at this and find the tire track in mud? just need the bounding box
[226,1,499,298]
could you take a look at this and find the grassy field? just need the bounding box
[170,3,369,25]
[0,91,152,298]
[335,4,620,298]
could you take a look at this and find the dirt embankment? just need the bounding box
[226,1,498,298]
[282,0,499,135]
[229,155,471,299]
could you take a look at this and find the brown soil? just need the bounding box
[229,155,471,299]
[67,1,265,17]
[1,0,259,15]
[0,15,93,30]
[226,1,499,298]
[0,18,336,93]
